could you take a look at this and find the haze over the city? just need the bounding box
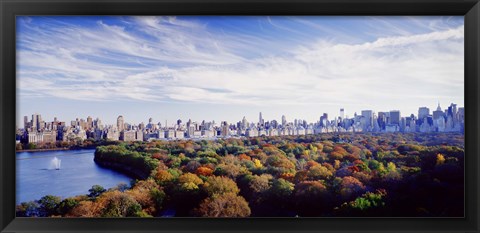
[16,16,464,126]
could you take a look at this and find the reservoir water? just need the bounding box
[16,149,133,204]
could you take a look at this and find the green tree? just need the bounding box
[203,176,240,196]
[351,190,387,210]
[151,188,166,211]
[27,143,36,150]
[178,173,204,191]
[307,164,333,180]
[268,178,294,200]
[58,197,80,215]
[38,195,62,216]
[115,183,129,192]
[16,201,40,217]
[88,185,106,198]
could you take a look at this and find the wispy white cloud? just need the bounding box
[17,16,464,123]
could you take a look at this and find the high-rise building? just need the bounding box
[79,118,87,130]
[94,118,103,130]
[271,120,278,129]
[320,113,328,127]
[37,114,44,130]
[31,114,38,130]
[282,115,287,127]
[405,116,414,128]
[242,116,248,129]
[31,114,42,131]
[448,103,458,121]
[105,127,119,140]
[259,112,264,125]
[418,107,429,120]
[121,130,136,142]
[377,112,387,130]
[400,117,406,132]
[24,116,29,129]
[221,121,229,137]
[187,124,195,138]
[340,108,345,120]
[117,115,125,132]
[87,116,93,130]
[389,110,401,125]
[457,107,465,122]
[361,110,373,130]
[433,103,444,120]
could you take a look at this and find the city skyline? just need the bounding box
[20,101,463,129]
[18,101,464,146]
[17,16,464,125]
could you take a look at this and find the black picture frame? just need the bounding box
[1,0,479,232]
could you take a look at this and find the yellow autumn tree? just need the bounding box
[436,153,446,165]
[253,159,263,168]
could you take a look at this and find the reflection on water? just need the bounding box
[16,149,132,204]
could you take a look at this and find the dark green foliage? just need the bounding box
[88,185,106,198]
[94,145,159,178]
[57,198,80,215]
[16,201,40,217]
[38,195,62,216]
[27,143,36,150]
[151,188,166,210]
[100,193,143,217]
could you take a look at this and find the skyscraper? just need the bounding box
[377,112,387,130]
[361,110,373,130]
[418,107,429,120]
[31,114,39,131]
[448,103,457,121]
[221,121,229,137]
[340,108,345,120]
[95,118,103,130]
[117,115,125,132]
[282,115,287,127]
[87,116,93,130]
[24,116,29,129]
[242,116,248,129]
[38,114,45,130]
[457,107,465,122]
[320,113,328,127]
[433,103,444,120]
[259,112,264,125]
[389,110,401,125]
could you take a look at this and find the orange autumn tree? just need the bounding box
[196,166,214,176]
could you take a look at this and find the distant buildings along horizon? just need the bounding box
[16,102,465,145]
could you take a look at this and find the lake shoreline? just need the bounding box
[17,148,133,204]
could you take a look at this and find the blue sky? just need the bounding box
[16,16,464,126]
